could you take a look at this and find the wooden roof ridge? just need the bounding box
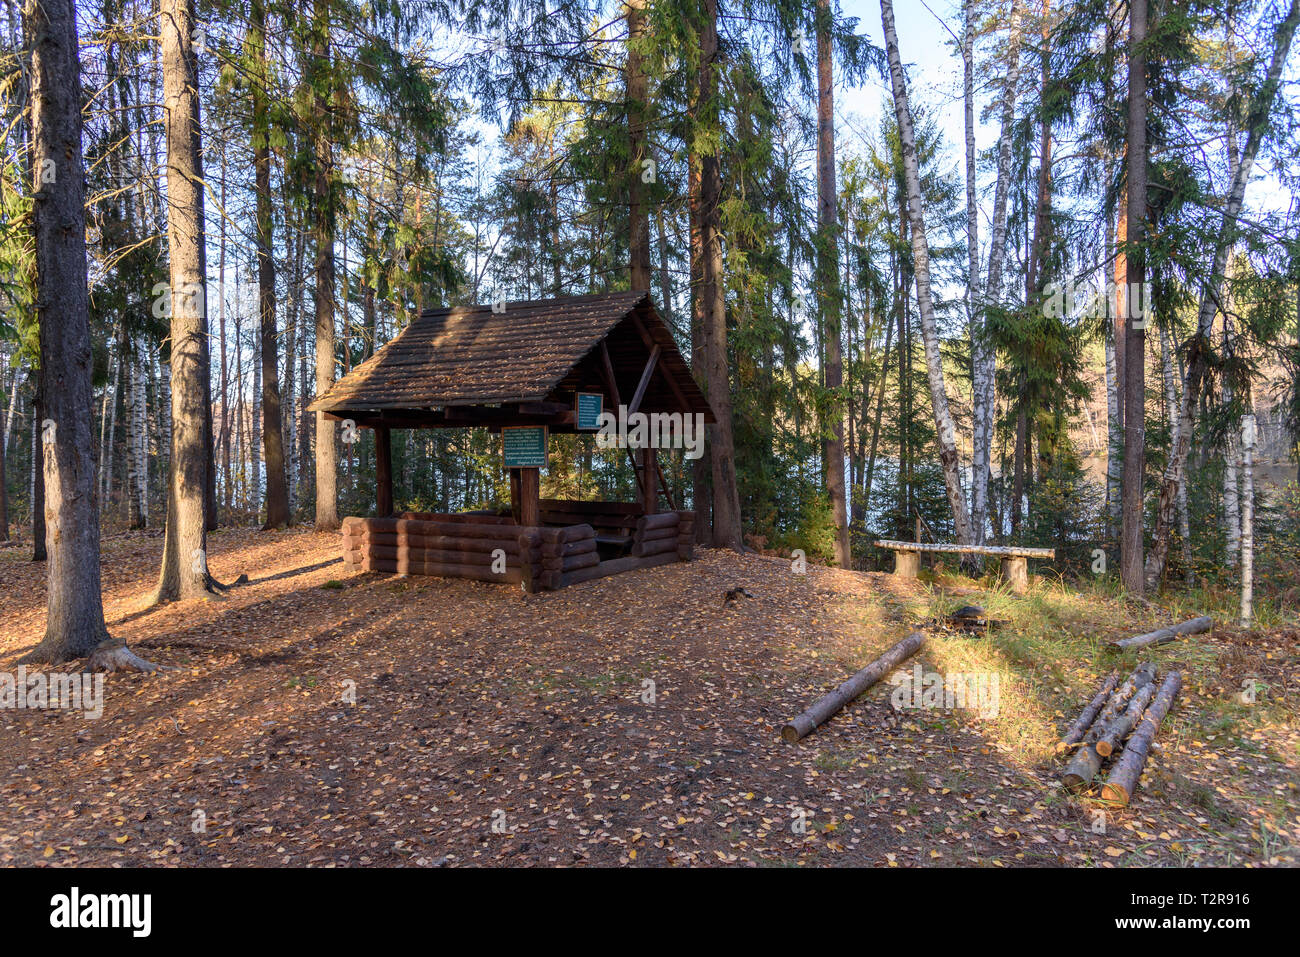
[309,291,713,423]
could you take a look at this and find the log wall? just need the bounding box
[342,509,697,590]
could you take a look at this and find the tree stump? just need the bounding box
[893,550,920,580]
[999,556,1028,594]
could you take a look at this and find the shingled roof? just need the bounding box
[309,291,714,428]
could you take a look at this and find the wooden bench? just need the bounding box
[875,540,1055,595]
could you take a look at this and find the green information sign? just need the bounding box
[575,392,604,431]
[502,425,548,469]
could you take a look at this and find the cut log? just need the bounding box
[367,544,523,567]
[536,524,596,544]
[538,538,597,558]
[636,512,680,532]
[1057,670,1121,753]
[400,511,515,524]
[1095,682,1157,758]
[541,551,600,572]
[1108,616,1212,651]
[363,556,524,584]
[556,550,678,587]
[1061,663,1156,789]
[781,631,926,743]
[1100,671,1182,806]
[631,537,678,558]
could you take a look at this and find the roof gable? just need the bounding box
[310,292,713,424]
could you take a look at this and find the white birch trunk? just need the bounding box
[1158,324,1191,580]
[973,0,1025,544]
[130,340,148,526]
[98,343,119,508]
[881,0,974,544]
[252,328,262,521]
[1239,413,1255,627]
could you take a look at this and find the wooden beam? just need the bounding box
[375,426,394,517]
[628,343,662,416]
[598,340,623,407]
[629,310,693,413]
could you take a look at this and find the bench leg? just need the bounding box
[893,550,920,580]
[1000,556,1028,595]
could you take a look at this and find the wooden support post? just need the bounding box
[640,447,657,515]
[375,426,394,517]
[1000,556,1029,594]
[513,467,540,528]
[893,550,920,579]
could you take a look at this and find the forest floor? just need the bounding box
[1,525,1296,867]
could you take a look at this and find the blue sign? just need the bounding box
[576,392,604,431]
[503,426,548,469]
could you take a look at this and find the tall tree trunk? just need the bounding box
[127,339,147,527]
[250,1,289,529]
[1158,323,1192,582]
[1223,308,1241,566]
[312,0,339,531]
[1120,0,1148,594]
[626,0,651,292]
[154,0,219,601]
[697,0,741,548]
[817,0,850,566]
[31,386,45,560]
[219,154,231,514]
[1145,0,1299,588]
[0,383,6,541]
[21,0,115,662]
[862,304,894,521]
[1104,179,1122,538]
[688,154,711,543]
[100,333,119,510]
[880,0,974,545]
[964,0,986,549]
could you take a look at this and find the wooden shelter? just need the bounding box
[309,291,715,591]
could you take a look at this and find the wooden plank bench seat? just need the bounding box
[874,540,1055,595]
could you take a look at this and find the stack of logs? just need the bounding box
[536,525,599,589]
[632,512,682,557]
[1058,664,1183,806]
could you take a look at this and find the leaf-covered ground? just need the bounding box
[1,527,1296,867]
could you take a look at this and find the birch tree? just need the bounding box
[879,0,974,545]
